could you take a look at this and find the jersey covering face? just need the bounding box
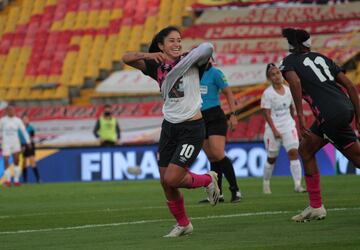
[200,66,229,111]
[280,51,353,125]
[261,84,295,133]
[143,43,213,124]
[145,60,203,123]
[0,116,30,144]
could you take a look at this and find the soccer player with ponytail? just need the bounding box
[122,26,220,237]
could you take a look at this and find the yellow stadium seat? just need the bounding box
[23,76,36,86]
[30,89,44,100]
[0,89,7,98]
[63,12,76,30]
[55,86,68,99]
[34,75,48,85]
[100,35,117,69]
[18,88,31,100]
[42,88,56,99]
[4,88,19,101]
[74,11,88,30]
[48,75,60,83]
[32,0,46,15]
[46,0,58,6]
[98,10,111,29]
[141,16,157,44]
[182,0,196,17]
[111,9,123,20]
[86,11,99,29]
[170,0,184,26]
[0,16,5,37]
[0,55,5,71]
[4,7,20,33]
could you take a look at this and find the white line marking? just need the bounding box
[0,205,209,219]
[0,207,359,235]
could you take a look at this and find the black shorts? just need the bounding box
[310,109,358,151]
[202,106,228,139]
[158,119,205,168]
[22,143,35,157]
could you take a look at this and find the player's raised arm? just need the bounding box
[122,52,166,72]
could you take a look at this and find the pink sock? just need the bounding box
[305,173,322,208]
[188,172,212,188]
[167,196,190,227]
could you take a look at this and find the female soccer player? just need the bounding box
[122,26,220,237]
[261,63,305,194]
[198,62,242,203]
[0,105,30,186]
[280,28,360,222]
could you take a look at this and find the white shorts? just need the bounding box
[264,127,299,158]
[2,142,21,156]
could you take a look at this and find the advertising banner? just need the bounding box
[0,143,337,183]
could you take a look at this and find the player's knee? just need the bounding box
[287,149,299,160]
[163,175,179,188]
[298,144,312,161]
[206,148,224,162]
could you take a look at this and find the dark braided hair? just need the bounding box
[282,28,310,53]
[148,26,181,53]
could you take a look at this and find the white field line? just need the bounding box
[0,207,359,235]
[0,205,209,219]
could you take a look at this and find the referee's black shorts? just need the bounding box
[22,143,35,157]
[202,106,228,139]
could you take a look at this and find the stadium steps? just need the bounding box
[72,88,93,106]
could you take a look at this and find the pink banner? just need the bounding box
[183,20,360,39]
[1,102,163,121]
[214,52,288,65]
[182,33,360,55]
[191,0,287,9]
[196,2,360,24]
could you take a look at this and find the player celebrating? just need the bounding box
[261,63,306,194]
[280,28,360,222]
[0,105,31,186]
[122,26,220,237]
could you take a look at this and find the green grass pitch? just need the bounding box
[1,175,360,250]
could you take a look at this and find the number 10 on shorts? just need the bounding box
[180,144,195,159]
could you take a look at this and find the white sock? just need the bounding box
[13,166,21,183]
[4,168,11,182]
[290,160,302,188]
[263,161,274,182]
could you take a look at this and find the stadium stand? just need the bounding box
[0,0,196,105]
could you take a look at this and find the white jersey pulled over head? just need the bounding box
[261,84,296,133]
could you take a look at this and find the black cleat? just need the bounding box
[230,191,242,203]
